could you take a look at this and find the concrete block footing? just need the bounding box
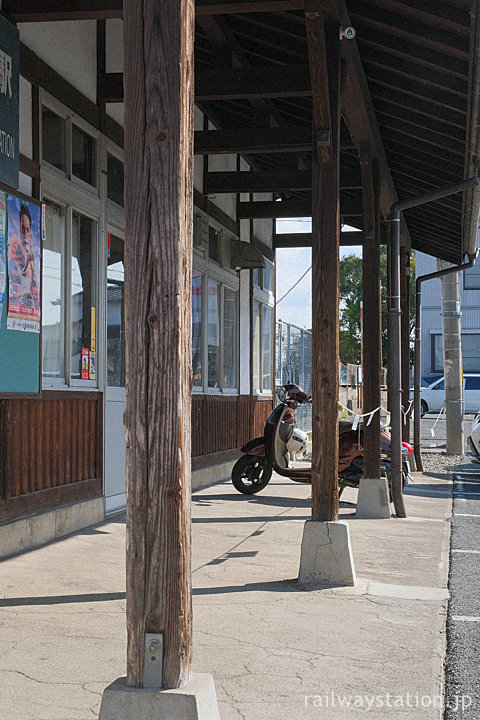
[98,673,221,720]
[298,520,356,587]
[356,477,392,519]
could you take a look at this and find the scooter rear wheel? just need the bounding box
[232,455,273,494]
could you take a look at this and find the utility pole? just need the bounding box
[438,259,464,454]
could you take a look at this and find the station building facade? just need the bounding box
[0,17,275,557]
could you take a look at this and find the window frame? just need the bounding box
[252,265,274,395]
[192,213,240,394]
[40,93,100,195]
[105,223,126,400]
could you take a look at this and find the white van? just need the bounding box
[420,374,480,415]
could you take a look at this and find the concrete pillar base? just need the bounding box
[356,477,392,519]
[98,673,220,720]
[298,520,356,587]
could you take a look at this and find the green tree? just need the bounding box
[339,249,416,366]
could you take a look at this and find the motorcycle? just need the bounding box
[231,384,413,496]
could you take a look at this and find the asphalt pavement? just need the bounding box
[445,468,480,720]
[414,413,476,451]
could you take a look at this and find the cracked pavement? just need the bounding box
[0,468,456,719]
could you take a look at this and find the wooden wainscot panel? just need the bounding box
[191,394,273,460]
[0,393,103,522]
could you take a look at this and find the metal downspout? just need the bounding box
[463,0,480,257]
[413,251,479,471]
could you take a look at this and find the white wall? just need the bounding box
[19,21,98,104]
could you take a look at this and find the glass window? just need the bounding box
[72,125,97,187]
[262,305,272,390]
[253,268,261,288]
[433,380,445,390]
[71,213,97,380]
[207,280,220,388]
[223,287,238,388]
[465,375,480,390]
[263,263,273,292]
[463,335,480,372]
[208,226,220,264]
[42,201,66,379]
[107,153,124,207]
[192,271,203,388]
[107,234,125,387]
[252,300,273,392]
[42,108,66,171]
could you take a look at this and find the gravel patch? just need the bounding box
[420,451,480,477]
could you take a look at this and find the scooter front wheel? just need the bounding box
[232,455,273,494]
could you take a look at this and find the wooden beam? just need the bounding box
[205,170,312,193]
[204,167,362,193]
[98,72,123,103]
[4,0,122,22]
[237,195,361,218]
[196,0,303,15]
[195,126,312,155]
[123,0,194,690]
[196,64,311,100]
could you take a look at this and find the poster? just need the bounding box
[0,191,6,323]
[6,195,41,332]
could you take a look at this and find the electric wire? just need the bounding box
[275,265,311,306]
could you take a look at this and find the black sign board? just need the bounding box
[0,15,19,189]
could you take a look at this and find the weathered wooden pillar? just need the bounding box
[99,4,221,715]
[360,153,381,480]
[310,22,340,524]
[299,6,355,586]
[400,248,411,443]
[356,154,390,518]
[123,0,194,690]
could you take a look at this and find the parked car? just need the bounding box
[420,374,480,415]
[409,373,444,401]
[467,412,480,463]
[421,373,443,387]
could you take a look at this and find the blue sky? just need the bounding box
[275,219,362,329]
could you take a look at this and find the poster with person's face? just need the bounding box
[6,195,41,332]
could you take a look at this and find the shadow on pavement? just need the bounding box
[0,592,126,607]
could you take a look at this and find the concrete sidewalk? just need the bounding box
[0,470,458,720]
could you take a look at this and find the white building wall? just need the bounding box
[19,21,98,103]
[416,251,480,373]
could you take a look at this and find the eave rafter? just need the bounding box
[3,0,122,22]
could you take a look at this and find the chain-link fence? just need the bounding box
[276,320,313,432]
[276,320,361,432]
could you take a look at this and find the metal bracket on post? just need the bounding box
[144,633,163,689]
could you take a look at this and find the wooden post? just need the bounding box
[400,248,411,443]
[309,20,341,522]
[361,154,381,479]
[123,0,194,690]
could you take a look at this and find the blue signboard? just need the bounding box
[0,15,19,189]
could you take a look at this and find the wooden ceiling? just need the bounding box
[5,0,480,263]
